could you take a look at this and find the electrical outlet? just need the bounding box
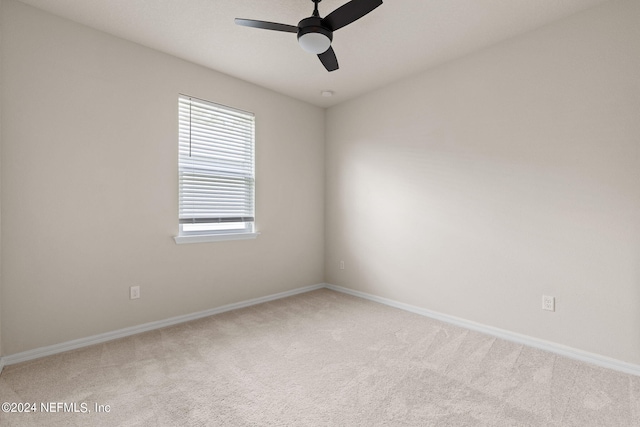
[130,286,140,300]
[340,260,345,270]
[542,295,555,311]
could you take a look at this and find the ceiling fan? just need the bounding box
[235,0,383,72]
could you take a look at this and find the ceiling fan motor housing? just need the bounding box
[297,17,333,54]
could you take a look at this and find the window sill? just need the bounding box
[174,232,259,244]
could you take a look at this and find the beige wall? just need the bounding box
[326,0,640,364]
[0,0,325,355]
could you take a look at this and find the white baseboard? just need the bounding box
[325,283,640,377]
[2,283,325,367]
[3,282,639,378]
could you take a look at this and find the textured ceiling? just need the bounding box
[17,0,609,107]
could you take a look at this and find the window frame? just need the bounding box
[174,95,258,244]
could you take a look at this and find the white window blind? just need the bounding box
[178,95,255,237]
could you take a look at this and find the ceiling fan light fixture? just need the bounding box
[298,32,332,54]
[297,17,333,54]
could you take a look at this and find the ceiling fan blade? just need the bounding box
[234,18,298,33]
[318,47,339,72]
[322,0,383,32]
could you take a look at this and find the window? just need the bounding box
[175,95,256,244]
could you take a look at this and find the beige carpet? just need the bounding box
[0,288,639,426]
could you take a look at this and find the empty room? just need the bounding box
[0,0,639,425]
